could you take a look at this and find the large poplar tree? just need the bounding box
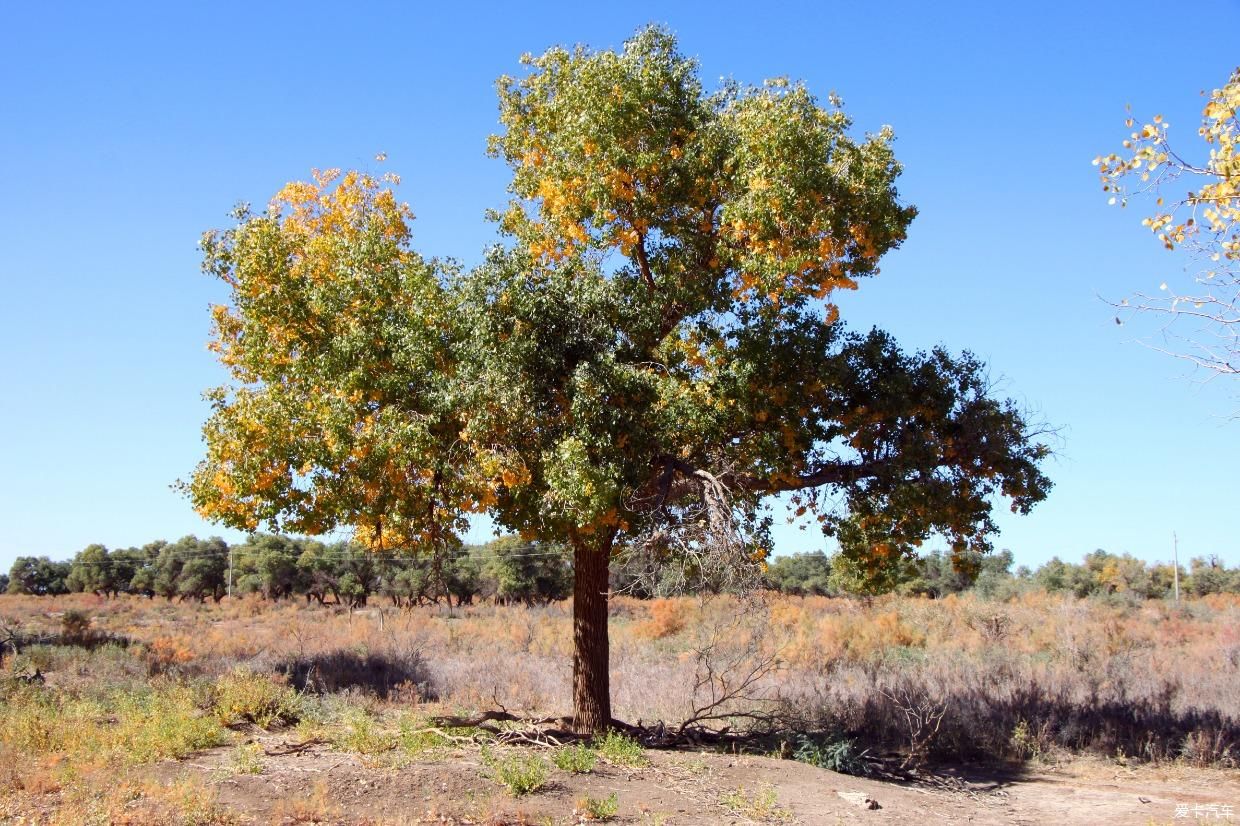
[185,27,1051,733]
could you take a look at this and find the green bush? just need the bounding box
[595,730,647,767]
[120,685,226,763]
[792,734,869,776]
[0,682,225,765]
[397,715,451,757]
[483,746,549,796]
[211,669,301,729]
[333,709,395,754]
[578,792,618,820]
[552,742,598,773]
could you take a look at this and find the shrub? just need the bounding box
[116,683,228,764]
[230,742,264,775]
[792,735,869,776]
[595,730,647,767]
[482,747,549,796]
[0,682,224,766]
[280,646,436,699]
[333,709,395,755]
[0,685,99,756]
[635,599,687,639]
[397,715,451,757]
[1179,729,1236,769]
[122,689,228,759]
[211,669,301,728]
[576,792,618,821]
[60,610,93,643]
[552,742,598,773]
[144,635,198,674]
[1008,718,1056,763]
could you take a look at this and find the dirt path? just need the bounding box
[145,738,1240,825]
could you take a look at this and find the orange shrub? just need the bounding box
[145,635,195,670]
[634,599,687,640]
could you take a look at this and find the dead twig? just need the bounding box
[426,710,580,745]
[879,687,948,771]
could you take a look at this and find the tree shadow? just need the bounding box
[278,648,438,700]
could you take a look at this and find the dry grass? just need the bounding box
[0,588,1236,823]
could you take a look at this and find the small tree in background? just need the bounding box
[474,537,571,606]
[6,557,71,596]
[175,536,229,603]
[765,551,833,596]
[1189,555,1239,596]
[66,544,119,597]
[233,534,303,599]
[128,540,167,598]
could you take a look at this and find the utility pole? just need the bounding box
[1173,532,1180,603]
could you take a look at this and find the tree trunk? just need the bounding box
[571,531,614,734]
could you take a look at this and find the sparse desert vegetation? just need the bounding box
[1,586,1236,823]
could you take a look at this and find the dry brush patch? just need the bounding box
[0,590,1237,822]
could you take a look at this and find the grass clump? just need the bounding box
[595,730,647,767]
[272,778,342,824]
[552,742,598,773]
[117,683,227,763]
[482,746,549,796]
[396,715,452,757]
[210,669,301,729]
[159,778,242,825]
[333,709,395,755]
[229,742,264,775]
[0,685,104,756]
[720,784,791,823]
[0,681,225,766]
[576,792,618,821]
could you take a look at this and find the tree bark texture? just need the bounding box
[571,533,612,734]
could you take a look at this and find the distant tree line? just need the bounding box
[5,535,571,607]
[6,538,1237,603]
[765,547,1240,600]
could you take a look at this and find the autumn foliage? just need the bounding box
[1096,67,1240,375]
[184,26,1051,731]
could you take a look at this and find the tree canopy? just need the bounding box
[184,26,1052,732]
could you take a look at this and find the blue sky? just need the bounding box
[2,1,1238,571]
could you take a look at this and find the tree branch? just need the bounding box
[634,231,657,292]
[659,454,886,498]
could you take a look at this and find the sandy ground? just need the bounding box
[122,735,1240,825]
